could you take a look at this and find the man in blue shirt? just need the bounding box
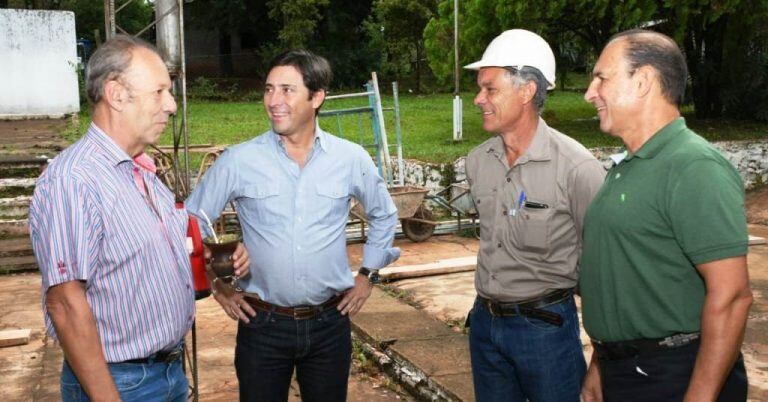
[185,49,400,401]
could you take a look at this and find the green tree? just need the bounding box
[425,0,768,121]
[267,0,330,48]
[365,0,439,93]
[425,0,657,89]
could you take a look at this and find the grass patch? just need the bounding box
[63,89,768,165]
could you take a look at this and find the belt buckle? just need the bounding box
[293,306,314,320]
[486,301,501,317]
[162,349,183,363]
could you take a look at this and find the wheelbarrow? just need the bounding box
[350,185,438,242]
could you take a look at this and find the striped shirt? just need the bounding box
[29,123,195,363]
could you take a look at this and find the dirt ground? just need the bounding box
[1,186,767,401]
[747,185,768,225]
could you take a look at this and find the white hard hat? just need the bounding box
[464,29,556,90]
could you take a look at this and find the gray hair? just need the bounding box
[503,66,549,113]
[85,35,160,104]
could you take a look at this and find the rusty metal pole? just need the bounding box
[103,0,116,40]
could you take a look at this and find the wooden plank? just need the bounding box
[383,264,476,281]
[0,329,31,347]
[354,256,477,281]
[749,235,766,246]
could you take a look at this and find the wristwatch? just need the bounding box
[358,267,381,284]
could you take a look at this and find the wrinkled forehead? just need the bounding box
[476,66,512,85]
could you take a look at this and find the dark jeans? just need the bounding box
[60,358,187,402]
[469,295,586,402]
[598,341,748,401]
[235,306,352,402]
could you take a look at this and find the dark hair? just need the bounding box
[610,29,688,106]
[503,66,549,112]
[268,49,332,100]
[86,34,160,104]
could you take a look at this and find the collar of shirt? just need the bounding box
[484,117,553,165]
[267,123,330,156]
[624,117,686,162]
[87,123,134,166]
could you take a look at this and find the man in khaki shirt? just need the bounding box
[464,29,605,402]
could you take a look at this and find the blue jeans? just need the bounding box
[469,295,586,402]
[235,306,352,402]
[60,358,188,402]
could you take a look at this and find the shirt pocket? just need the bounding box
[313,181,350,225]
[519,206,555,253]
[239,183,281,226]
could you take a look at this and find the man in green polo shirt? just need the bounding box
[579,29,753,402]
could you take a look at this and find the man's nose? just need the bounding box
[584,80,597,103]
[165,91,178,114]
[473,91,485,106]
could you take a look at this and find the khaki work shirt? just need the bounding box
[466,118,606,301]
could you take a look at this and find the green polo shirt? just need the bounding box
[580,118,747,342]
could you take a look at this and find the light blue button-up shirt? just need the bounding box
[185,126,400,306]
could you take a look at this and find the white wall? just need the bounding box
[0,9,79,118]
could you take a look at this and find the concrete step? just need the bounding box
[0,163,45,178]
[0,255,37,273]
[0,219,29,238]
[0,237,32,258]
[0,196,31,219]
[0,178,36,198]
[0,140,67,152]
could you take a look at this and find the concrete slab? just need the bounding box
[388,335,472,377]
[353,290,454,345]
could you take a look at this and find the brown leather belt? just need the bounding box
[479,288,573,326]
[243,294,344,320]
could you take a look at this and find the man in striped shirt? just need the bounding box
[28,35,248,401]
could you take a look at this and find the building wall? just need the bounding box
[0,9,79,118]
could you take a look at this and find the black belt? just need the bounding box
[592,332,701,360]
[479,288,573,327]
[121,344,184,364]
[243,294,343,320]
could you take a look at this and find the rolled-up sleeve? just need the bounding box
[352,148,400,269]
[29,176,101,291]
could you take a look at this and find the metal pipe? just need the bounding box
[392,82,405,186]
[178,0,191,195]
[453,0,459,96]
[325,91,373,100]
[148,0,181,72]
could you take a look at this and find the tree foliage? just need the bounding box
[364,0,438,92]
[424,0,768,120]
[267,0,330,48]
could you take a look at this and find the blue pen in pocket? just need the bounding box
[511,190,526,216]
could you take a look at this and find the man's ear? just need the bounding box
[103,80,126,111]
[634,65,654,99]
[520,80,537,105]
[311,89,326,111]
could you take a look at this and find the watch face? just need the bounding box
[369,271,381,284]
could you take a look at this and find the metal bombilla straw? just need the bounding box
[199,209,219,243]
